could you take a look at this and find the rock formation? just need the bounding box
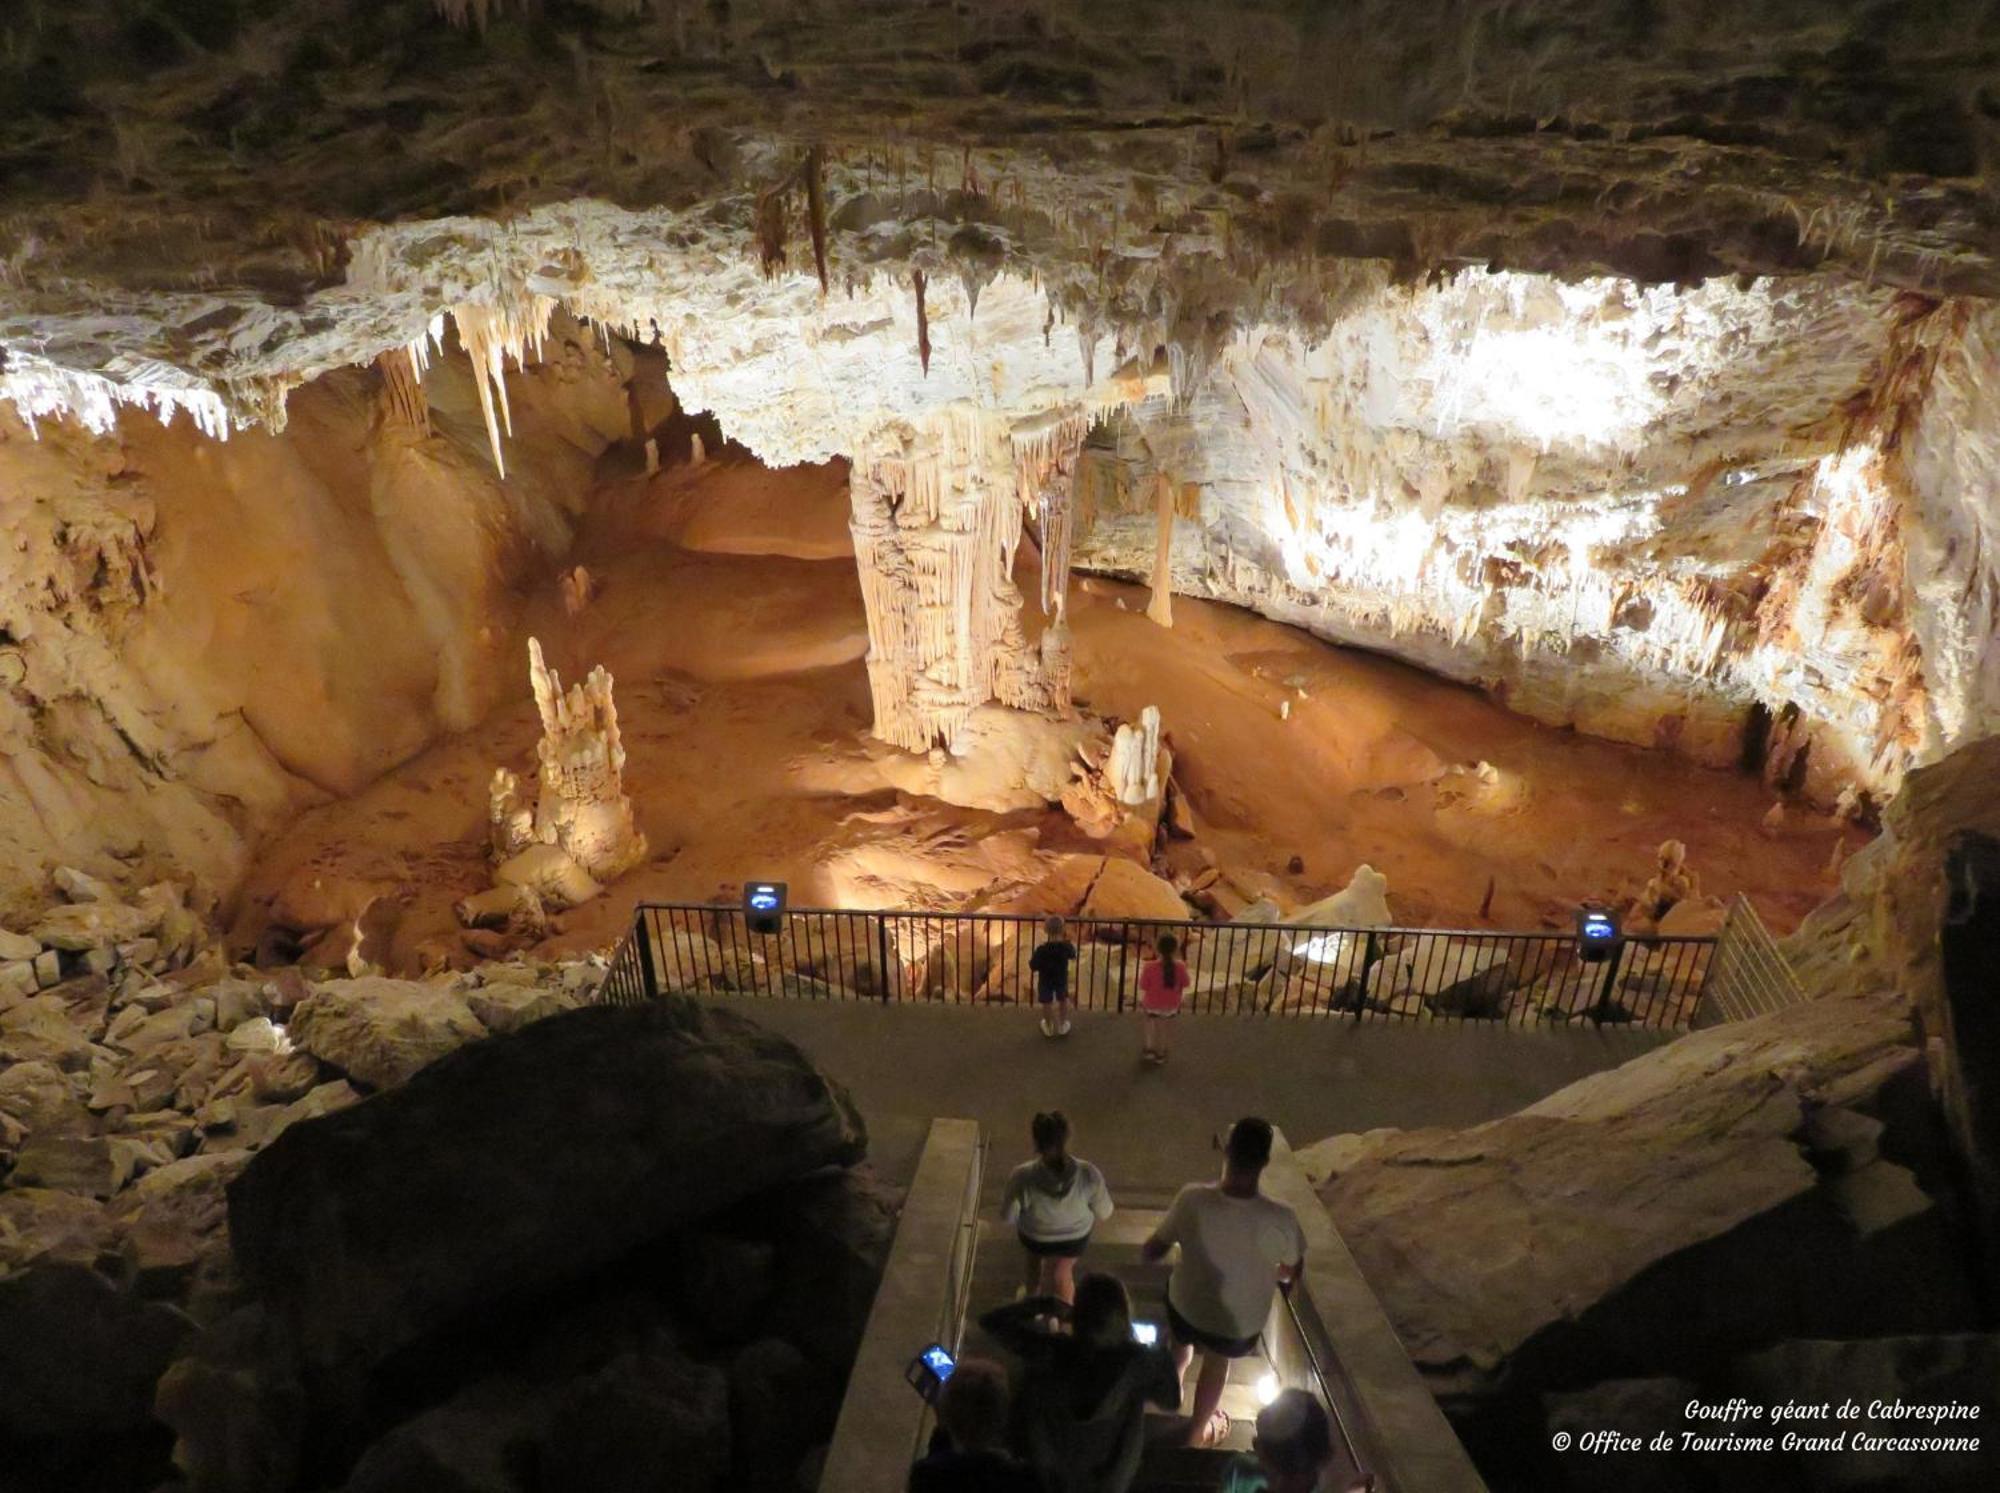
[848,411,1078,752]
[462,638,647,929]
[1310,991,1976,1432]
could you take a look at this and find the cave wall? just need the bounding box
[1067,270,1963,804]
[0,319,629,922]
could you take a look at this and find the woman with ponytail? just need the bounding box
[999,1110,1115,1303]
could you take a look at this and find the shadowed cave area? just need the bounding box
[1,4,1998,1493]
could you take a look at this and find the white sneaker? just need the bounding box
[1058,1021,1072,1036]
[1039,1018,1054,1037]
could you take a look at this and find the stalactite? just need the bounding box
[913,269,931,376]
[375,347,431,436]
[755,187,788,278]
[452,293,556,479]
[1146,472,1177,628]
[804,144,830,294]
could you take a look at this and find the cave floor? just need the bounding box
[232,447,1867,974]
[692,993,1664,1200]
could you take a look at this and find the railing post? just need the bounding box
[1356,929,1377,1023]
[876,914,893,1003]
[1593,938,1627,1025]
[634,908,659,999]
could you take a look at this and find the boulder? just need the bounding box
[465,980,576,1036]
[539,1346,730,1493]
[1730,1335,2000,1492]
[758,1165,901,1374]
[287,977,488,1089]
[1318,992,1962,1408]
[154,1305,305,1493]
[1540,1378,1703,1493]
[2,958,37,1000]
[0,992,100,1069]
[672,1231,778,1343]
[0,926,43,960]
[1078,856,1191,925]
[53,865,119,903]
[0,1187,116,1273]
[109,1151,248,1297]
[0,1263,195,1435]
[344,1376,547,1493]
[0,1057,92,1138]
[11,1134,132,1198]
[730,1337,839,1493]
[1292,863,1393,928]
[227,998,866,1374]
[33,899,156,952]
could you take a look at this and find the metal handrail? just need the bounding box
[600,901,1719,1030]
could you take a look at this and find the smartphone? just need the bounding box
[1131,1320,1159,1346]
[907,1342,956,1403]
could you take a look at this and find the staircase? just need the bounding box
[959,1199,1268,1487]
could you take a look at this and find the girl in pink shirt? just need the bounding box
[1139,933,1189,1066]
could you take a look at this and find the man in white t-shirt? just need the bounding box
[1142,1116,1306,1448]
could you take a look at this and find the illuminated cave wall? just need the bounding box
[1070,270,1969,806]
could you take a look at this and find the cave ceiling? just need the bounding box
[0,0,1995,432]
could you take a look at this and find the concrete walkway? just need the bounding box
[695,996,1665,1198]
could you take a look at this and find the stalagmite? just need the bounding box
[1146,472,1176,628]
[464,639,646,923]
[690,432,707,467]
[1109,706,1162,805]
[643,438,660,475]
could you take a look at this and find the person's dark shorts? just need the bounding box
[1166,1298,1261,1358]
[1020,1231,1090,1258]
[1036,985,1066,1005]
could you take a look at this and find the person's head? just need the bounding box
[1156,933,1178,961]
[1031,1109,1071,1165]
[1043,915,1065,940]
[1252,1390,1334,1493]
[1070,1272,1134,1351]
[1224,1116,1274,1178]
[936,1357,1011,1453]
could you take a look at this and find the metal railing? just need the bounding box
[597,902,1719,1030]
[1693,893,1808,1026]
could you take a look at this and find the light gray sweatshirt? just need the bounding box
[1001,1154,1115,1242]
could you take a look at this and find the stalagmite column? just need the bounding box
[1146,472,1176,627]
[466,638,648,924]
[1109,705,1163,804]
[849,410,1083,752]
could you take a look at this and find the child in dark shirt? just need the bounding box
[1028,916,1079,1037]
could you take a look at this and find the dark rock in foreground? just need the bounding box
[227,997,866,1374]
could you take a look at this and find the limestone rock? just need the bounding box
[52,865,118,903]
[0,1187,115,1274]
[539,1346,731,1493]
[286,977,488,1090]
[10,1134,133,1199]
[1318,992,1954,1406]
[0,927,42,961]
[108,1151,247,1297]
[154,1305,305,1493]
[465,979,576,1036]
[1078,857,1190,925]
[1730,1335,2000,1492]
[0,1057,92,1140]
[32,899,155,952]
[1107,706,1163,805]
[1292,864,1393,929]
[730,1337,839,1493]
[0,992,100,1069]
[227,999,865,1374]
[756,1165,901,1375]
[672,1231,778,1344]
[344,1376,549,1493]
[0,1263,195,1436]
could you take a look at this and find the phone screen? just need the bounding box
[922,1344,956,1379]
[1131,1321,1159,1346]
